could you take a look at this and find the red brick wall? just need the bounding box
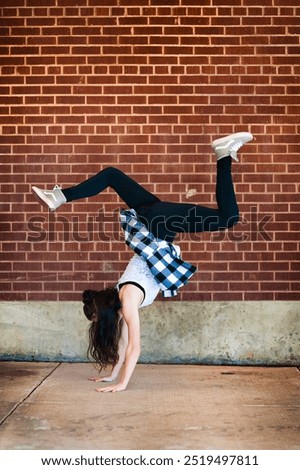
[1,0,299,302]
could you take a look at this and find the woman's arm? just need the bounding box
[96,285,142,393]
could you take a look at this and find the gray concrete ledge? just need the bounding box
[0,301,299,365]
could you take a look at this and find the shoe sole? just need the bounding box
[211,132,253,149]
[32,186,55,211]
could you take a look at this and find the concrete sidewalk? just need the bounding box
[0,362,299,450]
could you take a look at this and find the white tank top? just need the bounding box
[116,254,160,308]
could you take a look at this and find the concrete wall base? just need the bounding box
[0,301,299,365]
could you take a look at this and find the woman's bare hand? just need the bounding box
[88,375,115,383]
[95,382,127,393]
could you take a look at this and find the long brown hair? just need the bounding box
[82,288,122,371]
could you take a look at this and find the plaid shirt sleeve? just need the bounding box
[119,209,197,297]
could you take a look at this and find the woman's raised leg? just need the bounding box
[62,167,160,209]
[32,166,160,211]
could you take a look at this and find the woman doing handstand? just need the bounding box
[32,132,253,392]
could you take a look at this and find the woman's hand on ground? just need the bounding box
[88,375,115,383]
[95,382,127,393]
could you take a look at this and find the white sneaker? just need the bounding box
[211,132,253,162]
[32,185,67,211]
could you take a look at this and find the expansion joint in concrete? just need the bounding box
[0,363,61,427]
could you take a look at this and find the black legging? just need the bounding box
[62,157,239,242]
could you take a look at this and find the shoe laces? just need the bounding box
[229,140,244,161]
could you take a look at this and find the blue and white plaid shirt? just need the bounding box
[119,209,197,297]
